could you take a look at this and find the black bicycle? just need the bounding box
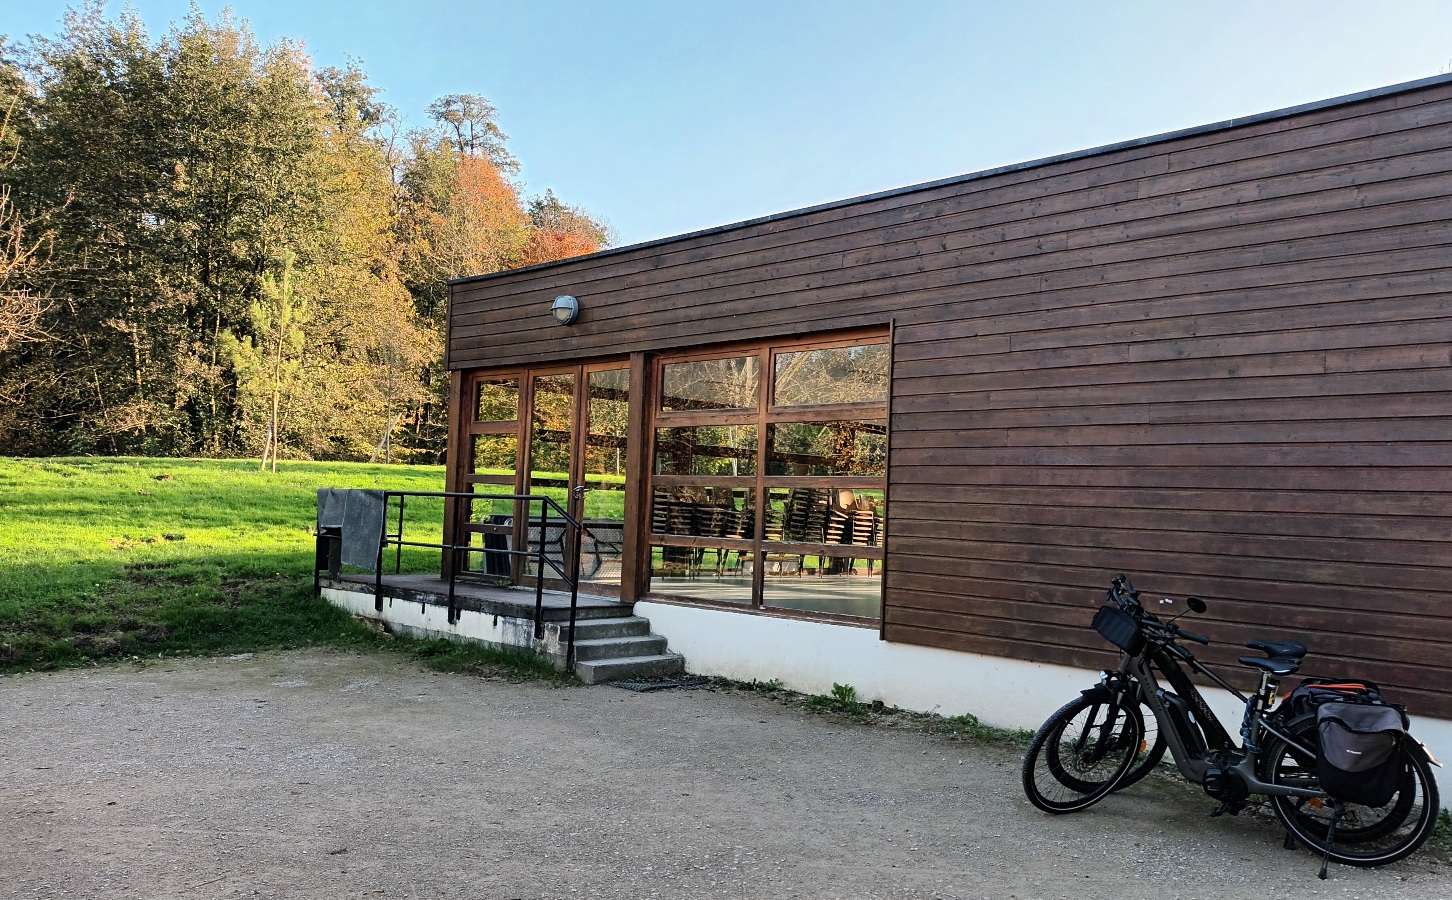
[1021,575,1442,870]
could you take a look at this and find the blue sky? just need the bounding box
[6,1,1452,246]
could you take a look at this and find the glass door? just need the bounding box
[578,366,631,588]
[525,371,578,581]
[462,362,632,590]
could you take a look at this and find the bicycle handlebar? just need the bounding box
[1105,574,1212,648]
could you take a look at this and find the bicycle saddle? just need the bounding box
[1238,655,1301,676]
[1245,639,1307,659]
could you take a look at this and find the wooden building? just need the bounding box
[445,75,1452,723]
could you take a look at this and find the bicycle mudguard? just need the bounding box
[1414,739,1443,767]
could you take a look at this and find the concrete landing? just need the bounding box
[319,574,683,682]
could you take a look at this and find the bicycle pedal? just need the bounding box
[1208,801,1243,817]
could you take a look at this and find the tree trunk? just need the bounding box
[369,411,403,463]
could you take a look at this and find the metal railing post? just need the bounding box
[534,500,548,639]
[447,492,460,624]
[374,492,387,612]
[395,494,406,574]
[567,516,582,670]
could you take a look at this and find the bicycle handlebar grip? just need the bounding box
[1179,630,1211,645]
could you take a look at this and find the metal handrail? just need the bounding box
[366,490,588,667]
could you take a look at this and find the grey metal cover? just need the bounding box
[335,489,386,571]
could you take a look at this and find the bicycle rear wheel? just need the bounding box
[1023,694,1144,813]
[1262,713,1440,867]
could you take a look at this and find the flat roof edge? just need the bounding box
[449,72,1452,288]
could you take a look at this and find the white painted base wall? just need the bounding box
[637,601,1451,805]
[322,586,571,668]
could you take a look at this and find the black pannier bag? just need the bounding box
[1316,702,1409,808]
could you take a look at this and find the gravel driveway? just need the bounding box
[2,649,1448,899]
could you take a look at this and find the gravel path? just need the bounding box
[1,649,1448,899]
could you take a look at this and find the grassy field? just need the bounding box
[0,457,554,673]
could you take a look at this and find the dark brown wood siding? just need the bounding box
[450,79,1452,717]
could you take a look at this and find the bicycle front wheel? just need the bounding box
[1022,693,1144,813]
[1262,712,1440,867]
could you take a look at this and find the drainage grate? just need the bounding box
[610,674,712,693]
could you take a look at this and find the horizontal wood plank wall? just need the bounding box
[450,81,1452,717]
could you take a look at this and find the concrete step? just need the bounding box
[571,634,668,661]
[575,653,685,685]
[564,616,652,641]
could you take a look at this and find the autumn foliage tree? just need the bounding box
[0,7,607,463]
[394,94,611,454]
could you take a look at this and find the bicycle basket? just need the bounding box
[1092,605,1145,655]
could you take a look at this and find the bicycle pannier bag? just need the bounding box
[1316,702,1408,808]
[1275,679,1383,723]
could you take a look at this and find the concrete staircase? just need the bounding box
[566,615,685,684]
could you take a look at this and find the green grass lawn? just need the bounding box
[0,457,456,671]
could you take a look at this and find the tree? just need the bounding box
[224,251,307,472]
[425,93,515,170]
[0,6,333,454]
[0,8,611,462]
[520,189,612,267]
[0,93,50,354]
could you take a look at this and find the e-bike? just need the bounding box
[1021,575,1441,870]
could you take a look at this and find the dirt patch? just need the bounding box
[1,649,1447,899]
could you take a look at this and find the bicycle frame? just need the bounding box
[1112,646,1323,800]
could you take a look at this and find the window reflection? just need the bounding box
[649,543,753,603]
[585,368,630,487]
[476,378,520,421]
[530,373,575,476]
[774,344,888,407]
[767,420,886,477]
[764,487,883,548]
[648,336,889,620]
[760,563,883,618]
[650,486,753,538]
[661,356,759,412]
[654,425,757,476]
[472,434,518,473]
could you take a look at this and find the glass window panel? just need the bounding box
[580,480,626,521]
[650,486,753,538]
[760,548,883,619]
[462,487,515,579]
[648,543,753,604]
[585,368,630,482]
[654,425,757,476]
[472,434,518,474]
[774,344,888,407]
[530,373,575,477]
[661,356,759,412]
[763,487,884,547]
[461,528,515,580]
[476,377,520,421]
[766,420,886,477]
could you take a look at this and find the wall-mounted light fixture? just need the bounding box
[551,295,580,325]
